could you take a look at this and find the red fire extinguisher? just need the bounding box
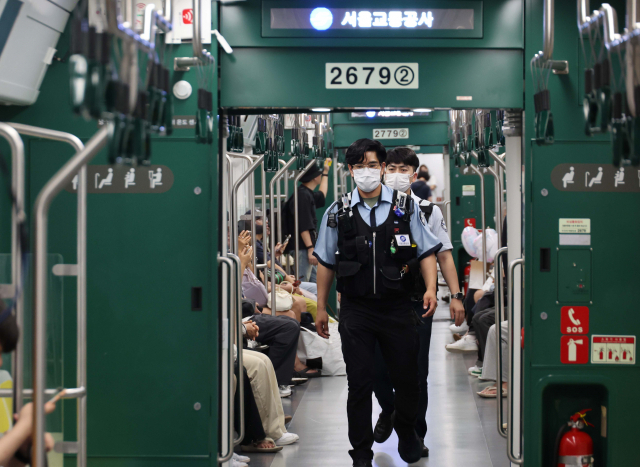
[556,410,594,467]
[463,263,471,295]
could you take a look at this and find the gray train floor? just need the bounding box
[240,300,509,467]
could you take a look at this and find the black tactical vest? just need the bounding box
[333,190,419,299]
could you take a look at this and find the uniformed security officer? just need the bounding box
[314,139,442,467]
[372,146,466,457]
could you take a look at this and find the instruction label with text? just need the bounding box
[591,335,635,364]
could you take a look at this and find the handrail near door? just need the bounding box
[216,254,236,463]
[231,154,264,272]
[294,160,317,279]
[228,253,244,446]
[494,247,508,439]
[0,123,25,416]
[467,158,487,280]
[6,122,91,467]
[269,158,296,315]
[507,258,525,464]
[32,127,108,467]
[483,166,503,248]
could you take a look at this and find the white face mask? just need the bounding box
[384,172,412,193]
[352,167,382,193]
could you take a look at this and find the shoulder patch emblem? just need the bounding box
[441,218,448,232]
[419,211,427,226]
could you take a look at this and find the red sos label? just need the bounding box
[182,8,193,24]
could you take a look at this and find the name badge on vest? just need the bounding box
[395,234,411,247]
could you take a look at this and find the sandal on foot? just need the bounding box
[241,438,283,453]
[477,386,507,398]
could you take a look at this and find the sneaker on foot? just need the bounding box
[449,321,469,334]
[420,439,429,458]
[445,334,478,353]
[233,453,250,463]
[279,385,292,398]
[275,432,299,446]
[468,365,483,377]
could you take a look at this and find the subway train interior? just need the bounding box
[0,0,637,466]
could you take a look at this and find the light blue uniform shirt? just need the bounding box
[313,184,442,269]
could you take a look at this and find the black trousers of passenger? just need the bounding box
[465,288,479,326]
[472,306,496,363]
[251,313,300,386]
[234,365,266,445]
[339,296,420,461]
[373,300,433,440]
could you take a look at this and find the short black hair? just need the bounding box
[345,138,387,166]
[417,170,430,182]
[0,301,18,353]
[386,147,420,172]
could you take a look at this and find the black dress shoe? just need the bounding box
[421,440,429,457]
[373,411,395,443]
[353,459,373,467]
[398,432,422,464]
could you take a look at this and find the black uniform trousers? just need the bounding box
[373,300,433,440]
[339,295,420,461]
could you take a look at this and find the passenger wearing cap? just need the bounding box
[283,159,331,283]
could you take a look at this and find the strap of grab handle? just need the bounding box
[507,258,525,464]
[494,247,508,438]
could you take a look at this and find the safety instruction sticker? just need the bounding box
[559,219,591,234]
[561,335,589,364]
[591,335,636,364]
[462,185,475,196]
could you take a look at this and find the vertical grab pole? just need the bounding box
[484,166,503,248]
[32,127,109,467]
[216,255,235,463]
[277,160,285,268]
[260,163,268,287]
[231,156,264,266]
[0,124,25,415]
[295,160,317,279]
[269,158,296,315]
[494,247,508,438]
[507,258,525,464]
[7,122,88,467]
[468,161,487,280]
[228,253,244,445]
[228,153,254,254]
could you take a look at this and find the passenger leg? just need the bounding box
[235,365,267,445]
[252,314,300,386]
[243,350,286,441]
[474,307,496,364]
[297,249,313,282]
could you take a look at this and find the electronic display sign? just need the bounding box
[262,1,482,38]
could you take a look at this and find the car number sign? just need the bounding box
[325,63,419,89]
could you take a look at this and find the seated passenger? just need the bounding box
[0,303,58,466]
[239,215,317,296]
[476,321,509,398]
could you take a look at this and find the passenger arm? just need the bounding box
[315,263,335,339]
[301,230,317,265]
[319,160,330,196]
[437,250,465,326]
[419,254,438,317]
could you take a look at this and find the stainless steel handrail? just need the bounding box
[487,149,506,170]
[535,0,569,73]
[7,122,89,467]
[228,253,244,446]
[259,162,268,287]
[269,158,296,314]
[32,127,108,467]
[232,155,264,271]
[0,123,25,416]
[444,200,451,237]
[217,255,235,463]
[507,258,525,464]
[175,0,214,69]
[494,247,509,439]
[483,166,503,248]
[294,160,317,279]
[277,159,285,272]
[468,159,487,280]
